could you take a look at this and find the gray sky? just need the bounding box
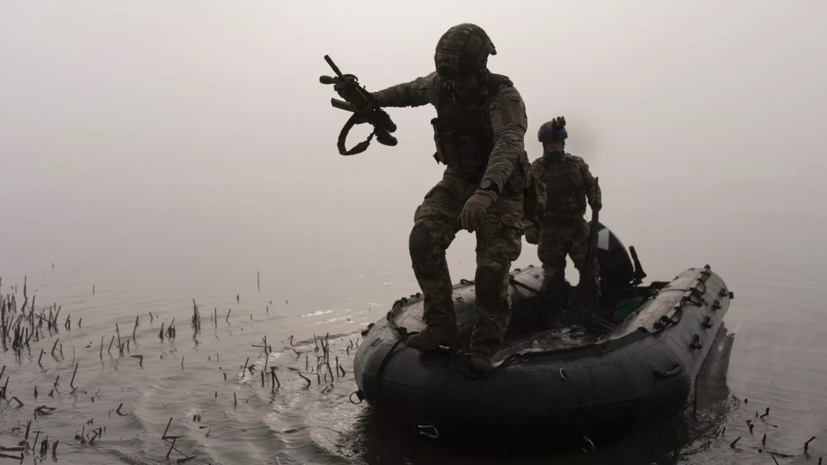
[1,1,826,285]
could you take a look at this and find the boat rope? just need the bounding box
[681,293,706,308]
[369,337,406,409]
[508,275,542,295]
[350,305,416,407]
[651,288,696,294]
[386,304,409,341]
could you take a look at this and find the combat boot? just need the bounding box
[540,275,567,311]
[468,354,493,373]
[406,323,461,352]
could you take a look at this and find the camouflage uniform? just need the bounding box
[371,24,530,363]
[529,120,601,297]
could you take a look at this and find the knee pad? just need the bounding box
[409,222,433,259]
[475,265,504,304]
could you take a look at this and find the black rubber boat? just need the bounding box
[351,223,734,447]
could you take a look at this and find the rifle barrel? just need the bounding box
[324,55,344,78]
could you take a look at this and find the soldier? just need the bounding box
[369,23,532,372]
[526,117,602,306]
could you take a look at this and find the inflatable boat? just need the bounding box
[351,223,734,447]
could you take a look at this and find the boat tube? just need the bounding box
[351,223,733,447]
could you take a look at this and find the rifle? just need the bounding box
[319,55,398,156]
[576,177,602,314]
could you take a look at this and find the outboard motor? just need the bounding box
[594,221,635,289]
[593,222,650,319]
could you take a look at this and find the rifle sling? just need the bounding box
[338,112,373,156]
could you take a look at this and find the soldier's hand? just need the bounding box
[525,226,539,245]
[459,190,497,232]
[590,199,602,212]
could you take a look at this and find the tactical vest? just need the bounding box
[430,74,512,184]
[538,153,587,219]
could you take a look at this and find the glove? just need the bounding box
[459,190,497,232]
[589,198,602,212]
[525,226,539,245]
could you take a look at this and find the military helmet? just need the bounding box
[538,116,568,142]
[434,23,497,79]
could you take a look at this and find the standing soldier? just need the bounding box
[368,23,534,372]
[526,117,602,307]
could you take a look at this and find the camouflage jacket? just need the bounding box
[371,72,528,196]
[530,153,601,221]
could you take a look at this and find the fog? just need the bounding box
[3,5,827,463]
[2,0,826,290]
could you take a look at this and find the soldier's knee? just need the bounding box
[409,223,433,260]
[475,265,505,304]
[539,247,567,267]
[410,222,448,279]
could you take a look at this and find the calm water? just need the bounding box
[1,184,826,464]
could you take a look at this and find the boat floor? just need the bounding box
[491,325,602,364]
[456,290,610,364]
[441,280,665,364]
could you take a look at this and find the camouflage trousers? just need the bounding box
[409,169,525,358]
[536,218,599,295]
